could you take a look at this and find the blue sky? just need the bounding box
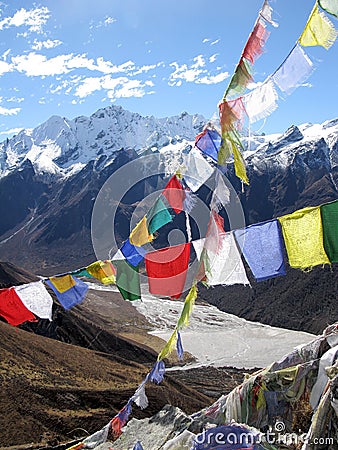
[0,0,337,139]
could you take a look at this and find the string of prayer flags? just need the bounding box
[149,360,166,384]
[278,206,330,269]
[145,243,191,299]
[299,3,337,49]
[183,148,214,192]
[130,216,154,247]
[0,287,36,326]
[234,219,286,282]
[15,281,53,320]
[242,78,278,122]
[272,44,314,95]
[320,200,338,262]
[195,127,221,163]
[46,276,88,310]
[113,259,141,301]
[86,260,116,284]
[147,196,173,235]
[121,239,146,267]
[162,175,186,214]
[319,0,338,18]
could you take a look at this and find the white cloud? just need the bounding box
[0,127,24,135]
[0,105,21,115]
[32,39,62,50]
[209,54,218,63]
[196,72,230,85]
[12,53,73,76]
[2,49,10,61]
[0,59,12,76]
[7,96,24,103]
[191,55,206,69]
[104,17,116,25]
[73,74,154,100]
[210,39,220,45]
[202,38,210,43]
[0,7,50,33]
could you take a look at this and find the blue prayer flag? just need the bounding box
[46,276,88,310]
[121,239,146,267]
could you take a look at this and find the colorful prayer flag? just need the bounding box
[195,128,221,162]
[0,287,36,326]
[121,239,146,267]
[86,260,116,284]
[242,79,278,122]
[243,18,270,64]
[145,243,191,299]
[234,219,286,282]
[162,175,185,214]
[272,44,314,95]
[130,216,153,246]
[15,281,53,320]
[278,206,330,269]
[299,3,337,49]
[224,57,253,99]
[157,329,178,361]
[46,276,88,310]
[147,196,173,234]
[320,200,338,262]
[48,274,76,293]
[113,259,141,301]
[183,148,215,192]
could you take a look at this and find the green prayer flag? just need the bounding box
[224,58,253,100]
[147,197,173,234]
[177,284,197,329]
[319,0,338,18]
[113,260,141,301]
[70,268,94,278]
[320,200,338,262]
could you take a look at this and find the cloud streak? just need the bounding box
[0,7,50,33]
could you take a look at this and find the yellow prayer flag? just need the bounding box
[157,329,178,361]
[299,3,337,50]
[129,216,153,247]
[86,260,116,284]
[278,206,330,269]
[49,274,76,293]
[177,284,198,329]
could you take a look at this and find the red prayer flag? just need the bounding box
[243,19,270,64]
[145,243,191,299]
[162,175,185,214]
[0,287,36,326]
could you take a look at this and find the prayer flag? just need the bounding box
[86,260,116,284]
[147,196,173,234]
[219,98,246,135]
[176,331,184,360]
[133,383,149,410]
[162,175,185,214]
[272,44,314,95]
[183,148,215,192]
[278,206,330,269]
[195,128,221,162]
[133,442,144,450]
[0,287,36,326]
[114,259,141,301]
[145,243,191,299]
[158,329,178,361]
[243,18,270,64]
[299,3,337,49]
[320,200,338,262]
[243,79,278,122]
[149,360,166,384]
[260,0,278,27]
[319,0,338,18]
[130,216,153,246]
[234,220,286,282]
[46,276,88,309]
[210,171,230,212]
[49,274,76,293]
[225,58,253,99]
[121,239,146,267]
[177,284,197,329]
[15,281,53,320]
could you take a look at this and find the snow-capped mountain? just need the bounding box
[0,106,205,179]
[0,104,337,275]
